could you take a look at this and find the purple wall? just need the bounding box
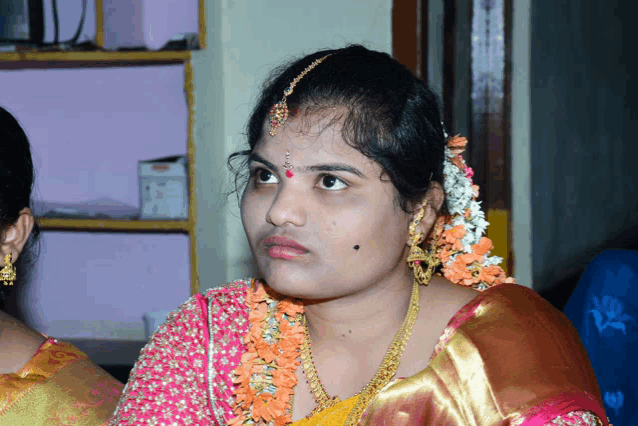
[1,65,191,339]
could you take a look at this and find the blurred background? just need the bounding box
[1,0,636,383]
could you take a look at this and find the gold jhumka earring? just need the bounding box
[407,204,440,286]
[1,253,17,286]
[268,54,331,136]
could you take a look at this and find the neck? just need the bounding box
[302,266,414,347]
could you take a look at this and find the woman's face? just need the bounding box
[240,115,413,299]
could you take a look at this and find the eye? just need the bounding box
[318,175,347,190]
[253,168,279,184]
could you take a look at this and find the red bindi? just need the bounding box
[283,150,294,178]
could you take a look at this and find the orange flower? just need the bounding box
[252,394,275,422]
[441,225,466,251]
[247,285,268,304]
[457,252,483,265]
[266,398,287,422]
[249,302,268,324]
[233,354,255,384]
[255,339,277,364]
[443,260,473,283]
[279,319,304,338]
[448,135,468,157]
[246,324,263,344]
[472,237,493,256]
[444,225,466,241]
[439,247,453,264]
[273,413,290,426]
[274,386,292,403]
[237,385,256,406]
[476,265,499,285]
[278,298,304,317]
[471,184,480,198]
[278,324,304,353]
[228,413,246,426]
[272,367,297,388]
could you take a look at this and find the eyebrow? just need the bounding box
[248,153,366,178]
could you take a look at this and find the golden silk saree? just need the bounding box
[293,284,607,425]
[112,280,607,425]
[0,338,123,425]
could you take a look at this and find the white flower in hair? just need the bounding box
[432,133,516,289]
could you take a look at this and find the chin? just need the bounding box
[259,264,309,297]
[256,261,327,299]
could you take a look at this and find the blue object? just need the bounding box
[565,249,638,426]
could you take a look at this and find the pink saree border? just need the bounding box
[517,391,608,426]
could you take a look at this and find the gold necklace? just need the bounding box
[299,279,422,423]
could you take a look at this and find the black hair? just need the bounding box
[0,106,40,308]
[228,44,447,213]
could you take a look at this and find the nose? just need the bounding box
[265,183,307,228]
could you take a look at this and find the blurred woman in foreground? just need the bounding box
[0,106,122,425]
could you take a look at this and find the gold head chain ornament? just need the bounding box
[268,54,331,137]
[407,202,441,286]
[1,253,17,286]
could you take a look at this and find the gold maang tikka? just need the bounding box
[407,204,440,286]
[1,253,17,286]
[269,54,331,137]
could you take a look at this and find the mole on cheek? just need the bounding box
[353,245,360,250]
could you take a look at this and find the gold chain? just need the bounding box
[299,321,342,416]
[300,278,422,423]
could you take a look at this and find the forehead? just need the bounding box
[255,114,378,171]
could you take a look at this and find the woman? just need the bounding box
[0,106,123,425]
[111,45,607,425]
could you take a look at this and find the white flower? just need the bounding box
[482,255,503,267]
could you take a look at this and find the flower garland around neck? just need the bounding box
[230,283,305,426]
[429,133,516,290]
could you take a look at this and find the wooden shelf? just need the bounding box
[38,218,192,233]
[0,50,192,69]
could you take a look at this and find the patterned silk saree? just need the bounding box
[0,338,123,425]
[112,280,608,425]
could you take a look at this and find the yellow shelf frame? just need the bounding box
[0,50,191,68]
[38,218,192,233]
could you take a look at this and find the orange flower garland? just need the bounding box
[428,134,516,290]
[230,283,304,426]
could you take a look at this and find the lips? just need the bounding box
[263,236,309,259]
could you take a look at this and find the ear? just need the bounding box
[406,182,445,246]
[1,208,34,262]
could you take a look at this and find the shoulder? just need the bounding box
[0,311,46,374]
[136,277,254,355]
[201,278,252,305]
[422,275,480,319]
[111,278,254,425]
[149,278,253,338]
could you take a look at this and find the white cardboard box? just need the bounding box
[102,0,198,50]
[139,156,188,219]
